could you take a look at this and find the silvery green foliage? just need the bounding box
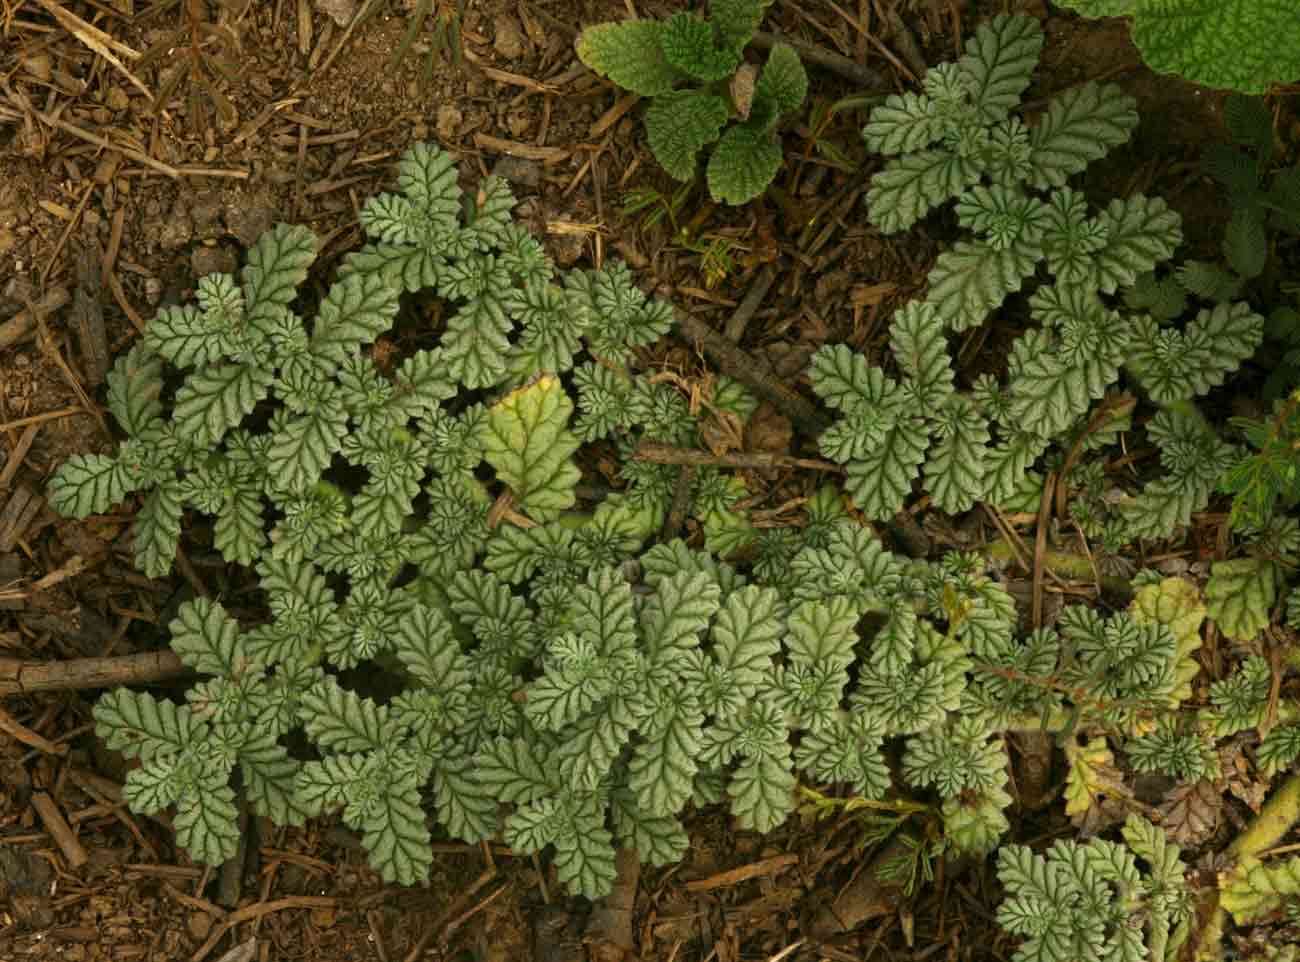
[821,14,1264,536]
[47,143,678,579]
[49,142,719,886]
[997,815,1192,962]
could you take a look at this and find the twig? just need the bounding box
[0,407,83,434]
[724,266,777,342]
[635,442,843,473]
[31,791,89,868]
[1031,472,1056,630]
[685,853,798,892]
[0,424,41,489]
[402,867,498,962]
[35,111,248,180]
[1054,394,1135,521]
[0,288,71,352]
[32,0,153,100]
[0,650,189,697]
[190,896,337,962]
[675,309,829,437]
[750,30,888,89]
[0,703,68,755]
[660,465,696,542]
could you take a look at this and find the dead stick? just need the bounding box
[635,442,843,473]
[659,464,696,542]
[675,310,830,438]
[1031,472,1056,630]
[0,703,68,755]
[0,288,71,352]
[191,896,336,962]
[0,650,189,697]
[724,265,777,342]
[31,791,89,868]
[750,30,889,89]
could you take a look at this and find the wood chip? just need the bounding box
[0,485,44,553]
[72,235,109,386]
[31,791,88,868]
[473,133,569,164]
[0,424,40,490]
[685,853,799,892]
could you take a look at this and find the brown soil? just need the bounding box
[0,1,1287,960]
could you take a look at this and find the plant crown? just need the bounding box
[576,0,807,205]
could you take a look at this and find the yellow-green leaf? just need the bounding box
[1206,557,1277,642]
[1129,576,1204,706]
[481,376,582,522]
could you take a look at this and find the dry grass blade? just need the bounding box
[32,0,154,101]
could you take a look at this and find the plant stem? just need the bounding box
[1193,771,1300,961]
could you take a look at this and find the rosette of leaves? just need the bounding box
[1056,1,1300,94]
[576,0,808,204]
[996,815,1192,962]
[93,596,320,867]
[817,21,1267,534]
[864,15,1143,239]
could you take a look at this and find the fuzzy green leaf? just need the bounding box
[706,123,783,205]
[241,223,316,323]
[1205,557,1276,642]
[754,43,807,118]
[644,90,730,181]
[924,238,1039,332]
[106,344,164,436]
[959,14,1042,123]
[576,21,684,96]
[309,271,402,363]
[659,13,738,82]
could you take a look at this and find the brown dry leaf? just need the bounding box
[730,64,758,120]
[1158,779,1222,846]
[744,403,792,456]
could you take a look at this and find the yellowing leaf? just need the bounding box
[481,376,582,522]
[1129,576,1204,706]
[1064,736,1122,821]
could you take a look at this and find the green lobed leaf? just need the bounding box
[481,376,581,522]
[174,784,242,866]
[1129,0,1300,95]
[1026,82,1138,190]
[753,43,807,120]
[105,344,164,436]
[241,223,316,323]
[94,689,205,761]
[924,238,1040,332]
[659,13,739,82]
[173,362,274,447]
[958,14,1042,123]
[309,271,402,363]
[47,453,138,519]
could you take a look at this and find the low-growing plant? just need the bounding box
[576,0,807,205]
[824,14,1264,550]
[1056,0,1300,95]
